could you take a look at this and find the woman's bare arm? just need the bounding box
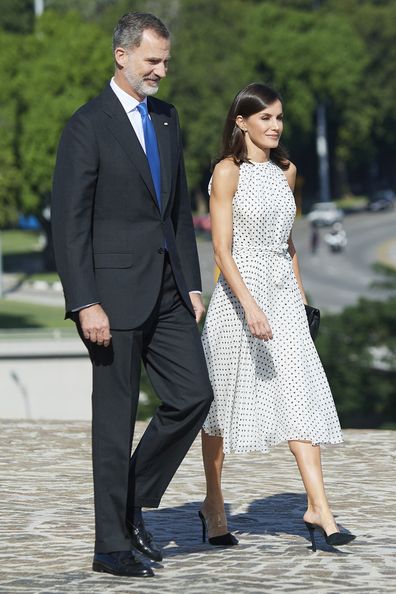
[210,159,272,340]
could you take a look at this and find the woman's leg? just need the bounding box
[201,430,225,507]
[288,440,338,535]
[200,430,228,536]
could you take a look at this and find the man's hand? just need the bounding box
[79,304,112,347]
[189,292,205,324]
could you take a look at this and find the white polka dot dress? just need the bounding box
[202,160,343,454]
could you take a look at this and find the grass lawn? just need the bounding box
[0,299,70,329]
[1,230,42,255]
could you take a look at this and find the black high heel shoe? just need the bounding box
[198,510,238,546]
[305,521,356,552]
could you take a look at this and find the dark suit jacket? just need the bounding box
[51,84,201,329]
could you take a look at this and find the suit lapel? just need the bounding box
[100,86,158,209]
[148,98,172,214]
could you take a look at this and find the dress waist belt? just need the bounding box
[232,243,291,287]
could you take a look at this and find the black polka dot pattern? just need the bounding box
[202,161,343,454]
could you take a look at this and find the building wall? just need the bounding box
[0,358,92,420]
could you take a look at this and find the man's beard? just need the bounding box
[125,69,160,97]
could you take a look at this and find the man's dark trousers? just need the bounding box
[82,256,213,553]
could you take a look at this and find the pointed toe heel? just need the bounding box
[209,532,239,546]
[325,531,356,547]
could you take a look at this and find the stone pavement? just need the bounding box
[0,421,395,594]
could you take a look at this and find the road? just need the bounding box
[293,209,396,311]
[197,210,396,312]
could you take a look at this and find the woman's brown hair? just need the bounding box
[215,82,290,170]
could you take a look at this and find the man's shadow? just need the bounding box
[145,493,352,557]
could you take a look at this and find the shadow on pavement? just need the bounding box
[145,494,352,557]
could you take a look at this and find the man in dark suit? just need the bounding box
[52,12,213,578]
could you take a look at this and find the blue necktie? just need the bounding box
[137,102,161,210]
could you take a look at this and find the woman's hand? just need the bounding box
[244,301,273,341]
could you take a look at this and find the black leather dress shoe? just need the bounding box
[92,550,154,577]
[127,520,163,562]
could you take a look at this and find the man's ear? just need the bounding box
[114,47,129,69]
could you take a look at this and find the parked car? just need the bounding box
[368,190,395,212]
[306,202,344,227]
[17,214,41,230]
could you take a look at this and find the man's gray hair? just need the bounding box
[112,12,170,52]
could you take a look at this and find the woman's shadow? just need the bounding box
[145,493,352,557]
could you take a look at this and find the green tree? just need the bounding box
[0,34,23,226]
[45,0,113,18]
[371,262,396,293]
[328,0,396,187]
[0,11,112,260]
[0,1,393,235]
[162,0,367,198]
[163,0,255,192]
[0,0,34,34]
[245,2,368,196]
[97,0,181,32]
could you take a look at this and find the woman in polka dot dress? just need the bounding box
[199,83,355,551]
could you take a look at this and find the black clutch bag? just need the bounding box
[305,304,320,341]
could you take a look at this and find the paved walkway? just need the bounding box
[1,421,395,593]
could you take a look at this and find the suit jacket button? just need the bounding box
[158,248,165,254]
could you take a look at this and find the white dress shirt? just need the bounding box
[109,78,147,152]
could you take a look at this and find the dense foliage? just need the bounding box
[317,297,396,428]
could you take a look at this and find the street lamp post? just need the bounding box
[316,102,331,203]
[34,0,44,17]
[313,0,331,202]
